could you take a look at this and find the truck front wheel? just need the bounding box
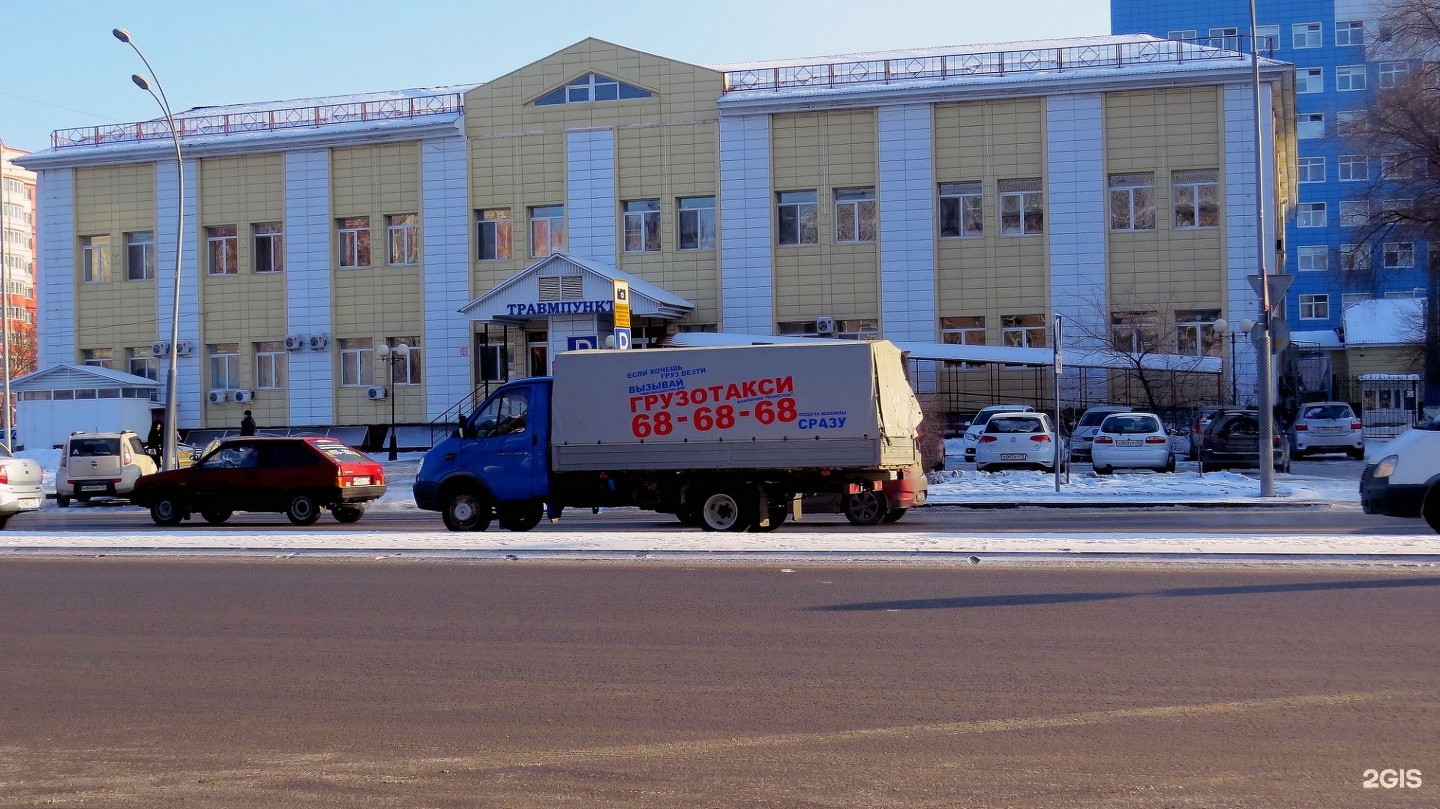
[698,487,755,532]
[442,490,493,532]
[1425,486,1440,534]
[498,502,543,532]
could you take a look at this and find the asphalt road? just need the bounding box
[1,560,1435,808]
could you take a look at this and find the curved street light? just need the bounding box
[114,28,184,471]
[376,342,411,461]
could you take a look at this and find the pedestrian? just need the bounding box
[240,410,256,436]
[145,420,164,464]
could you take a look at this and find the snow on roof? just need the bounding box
[163,84,480,120]
[709,34,1171,71]
[1289,330,1343,349]
[1343,298,1426,345]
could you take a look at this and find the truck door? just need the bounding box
[462,384,543,502]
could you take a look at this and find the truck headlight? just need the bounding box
[1372,455,1398,478]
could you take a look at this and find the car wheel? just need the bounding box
[1162,455,1176,473]
[150,496,185,527]
[286,493,321,526]
[0,515,9,530]
[1094,465,1113,476]
[1424,486,1440,534]
[56,496,70,508]
[332,505,365,524]
[881,508,908,524]
[1349,447,1365,461]
[698,486,755,532]
[843,490,888,526]
[497,502,543,532]
[201,508,232,525]
[76,494,92,504]
[442,489,492,532]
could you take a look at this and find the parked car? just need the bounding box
[1197,409,1291,473]
[56,430,157,507]
[801,460,928,526]
[1289,401,1364,459]
[960,404,1036,462]
[0,446,45,529]
[974,412,1062,472]
[1361,420,1440,533]
[1091,411,1175,474]
[1188,405,1226,461]
[129,436,386,526]
[1068,404,1132,462]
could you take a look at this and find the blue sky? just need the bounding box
[1,0,1111,153]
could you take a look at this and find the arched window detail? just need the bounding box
[534,73,653,106]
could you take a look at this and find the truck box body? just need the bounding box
[550,341,920,472]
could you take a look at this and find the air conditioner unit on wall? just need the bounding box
[815,316,836,335]
[175,341,194,358]
[366,386,387,401]
[207,389,230,404]
[232,389,253,403]
[151,340,171,358]
[284,334,305,352]
[309,333,330,351]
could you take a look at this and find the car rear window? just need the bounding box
[1103,415,1161,434]
[1302,404,1353,420]
[70,438,120,456]
[988,417,1044,434]
[312,441,369,463]
[1080,409,1126,427]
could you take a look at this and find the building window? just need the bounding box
[126,347,157,381]
[941,315,986,369]
[1297,202,1327,228]
[677,196,716,250]
[1297,157,1325,184]
[1172,169,1219,228]
[1338,155,1368,182]
[208,343,240,390]
[1339,201,1367,227]
[475,209,513,261]
[1001,314,1047,348]
[385,337,422,385]
[1379,61,1410,88]
[1255,24,1280,53]
[529,205,565,257]
[206,225,238,275]
[1110,312,1159,354]
[338,217,371,268]
[1176,310,1223,357]
[1336,65,1367,91]
[81,348,114,369]
[387,214,419,265]
[1109,172,1156,231]
[1299,294,1330,320]
[125,231,155,281]
[776,191,818,245]
[254,341,286,389]
[1342,292,1372,308]
[1298,113,1324,139]
[623,200,661,253]
[253,223,284,273]
[339,337,373,387]
[1341,243,1372,271]
[1384,242,1415,268]
[1336,20,1365,47]
[834,187,877,243]
[1208,27,1239,49]
[81,235,110,283]
[938,181,982,238]
[533,73,653,106]
[1337,110,1368,134]
[1381,153,1414,179]
[1297,245,1328,271]
[1292,22,1323,49]
[1166,29,1196,42]
[1297,68,1323,94]
[998,178,1044,235]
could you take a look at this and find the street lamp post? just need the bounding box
[114,28,184,471]
[0,136,11,452]
[1212,318,1256,405]
[376,342,410,461]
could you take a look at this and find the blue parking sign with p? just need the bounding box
[613,328,631,350]
[568,336,598,351]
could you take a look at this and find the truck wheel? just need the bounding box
[498,502,543,532]
[675,505,701,526]
[442,490,492,532]
[698,487,754,532]
[1425,487,1440,534]
[881,508,907,524]
[286,493,321,526]
[750,500,788,533]
[150,496,185,527]
[843,491,888,526]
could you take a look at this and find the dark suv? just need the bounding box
[1197,409,1291,473]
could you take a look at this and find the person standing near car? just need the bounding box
[145,420,164,464]
[240,410,256,436]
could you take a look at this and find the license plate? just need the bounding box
[352,476,371,486]
[1117,440,1141,447]
[19,498,39,509]
[1001,453,1027,461]
[79,483,108,493]
[1317,427,1343,435]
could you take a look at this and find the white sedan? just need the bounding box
[1091,411,1175,474]
[0,447,45,529]
[974,413,1063,472]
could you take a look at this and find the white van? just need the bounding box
[1360,421,1440,533]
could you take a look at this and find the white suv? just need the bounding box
[56,430,158,507]
[1361,421,1440,533]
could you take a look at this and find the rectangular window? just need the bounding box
[1208,27,1239,49]
[1336,65,1367,91]
[776,191,818,245]
[338,217,371,268]
[1167,29,1196,42]
[126,347,158,381]
[529,205,565,257]
[1173,169,1219,228]
[1298,113,1324,139]
[1336,20,1365,47]
[81,235,111,283]
[1297,68,1323,94]
[1255,24,1280,53]
[1337,110,1367,134]
[476,208,513,260]
[1381,153,1413,179]
[1297,245,1329,271]
[1297,157,1325,184]
[1110,312,1159,354]
[125,231,155,281]
[623,200,661,253]
[938,181,983,238]
[1299,294,1330,320]
[1384,242,1415,268]
[339,337,373,387]
[1338,155,1368,182]
[677,196,716,250]
[1342,292,1372,308]
[206,225,238,275]
[385,337,422,385]
[1176,309,1223,357]
[941,315,986,370]
[208,343,240,390]
[1297,202,1327,228]
[1109,172,1156,231]
[81,348,114,369]
[254,341,286,389]
[834,187,877,243]
[1339,201,1367,226]
[1379,61,1410,87]
[998,178,1044,235]
[387,214,419,265]
[1001,314,1047,348]
[253,222,284,273]
[1341,243,1372,271]
[1292,22,1323,49]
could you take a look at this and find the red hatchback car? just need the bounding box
[130,437,386,526]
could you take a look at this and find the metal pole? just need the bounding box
[0,137,10,453]
[1230,333,1238,405]
[1053,314,1063,491]
[388,356,398,461]
[1250,3,1277,495]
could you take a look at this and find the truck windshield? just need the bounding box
[471,388,530,437]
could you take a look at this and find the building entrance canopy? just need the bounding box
[458,254,693,325]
